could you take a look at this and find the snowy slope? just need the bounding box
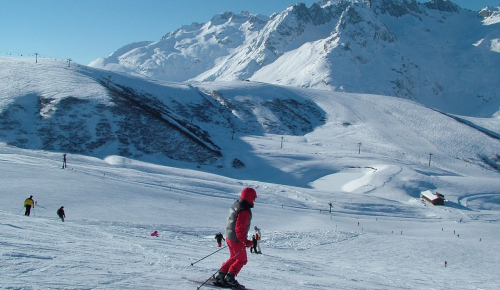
[2,57,499,186]
[2,55,500,289]
[1,119,500,289]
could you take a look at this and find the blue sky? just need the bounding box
[1,0,497,65]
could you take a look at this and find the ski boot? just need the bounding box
[225,272,245,289]
[213,271,227,287]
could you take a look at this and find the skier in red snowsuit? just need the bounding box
[215,187,257,288]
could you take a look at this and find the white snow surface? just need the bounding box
[1,57,500,290]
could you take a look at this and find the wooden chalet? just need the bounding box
[421,190,445,206]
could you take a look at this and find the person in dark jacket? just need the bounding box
[215,232,225,247]
[250,235,257,254]
[214,187,257,289]
[24,195,35,216]
[62,154,67,169]
[57,206,65,222]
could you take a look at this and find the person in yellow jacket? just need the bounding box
[24,195,34,216]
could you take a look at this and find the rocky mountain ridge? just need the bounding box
[90,0,500,117]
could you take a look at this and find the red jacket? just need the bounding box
[234,209,251,243]
[225,187,257,245]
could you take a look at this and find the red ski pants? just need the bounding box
[220,239,247,275]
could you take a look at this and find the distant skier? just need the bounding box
[214,187,257,289]
[62,154,67,169]
[254,226,262,254]
[215,232,225,247]
[151,230,158,237]
[57,206,65,222]
[24,195,35,216]
[250,235,257,253]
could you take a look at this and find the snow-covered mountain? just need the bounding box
[89,0,500,117]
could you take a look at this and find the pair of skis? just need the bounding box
[187,245,257,289]
[183,276,256,290]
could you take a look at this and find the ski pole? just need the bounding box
[190,245,227,266]
[19,207,24,214]
[197,267,223,290]
[197,247,246,290]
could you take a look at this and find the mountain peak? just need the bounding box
[90,0,500,117]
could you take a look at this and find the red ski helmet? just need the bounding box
[240,187,257,205]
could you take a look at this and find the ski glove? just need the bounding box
[245,240,253,248]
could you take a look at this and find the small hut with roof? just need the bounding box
[421,190,445,206]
